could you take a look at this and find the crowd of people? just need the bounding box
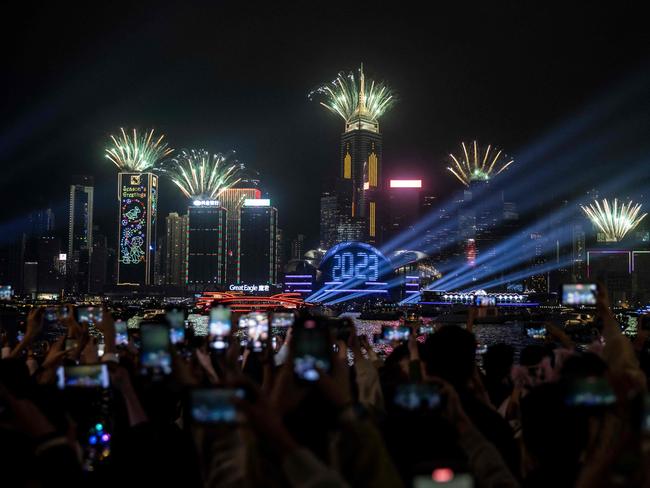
[1,285,650,487]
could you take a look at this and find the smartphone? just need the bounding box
[44,306,60,326]
[271,312,295,328]
[209,306,232,350]
[414,471,474,488]
[383,326,410,342]
[293,321,331,382]
[418,325,434,335]
[329,318,354,342]
[561,283,597,306]
[115,320,128,346]
[526,327,546,340]
[167,323,184,345]
[75,306,103,325]
[394,383,442,411]
[140,323,172,375]
[239,312,269,352]
[474,295,496,307]
[56,364,110,389]
[565,377,616,407]
[166,307,185,327]
[189,388,246,424]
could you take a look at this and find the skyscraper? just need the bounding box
[313,65,394,247]
[116,172,158,286]
[89,231,108,294]
[219,187,261,284]
[165,212,188,286]
[187,201,227,290]
[28,208,55,237]
[239,199,278,285]
[385,179,423,243]
[339,67,383,244]
[319,191,339,250]
[68,176,94,292]
[290,234,306,260]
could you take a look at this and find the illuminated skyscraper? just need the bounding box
[313,65,394,246]
[116,172,158,286]
[219,187,261,283]
[319,190,339,249]
[165,212,188,286]
[68,176,94,292]
[339,69,383,244]
[386,179,423,242]
[239,199,278,285]
[187,201,227,290]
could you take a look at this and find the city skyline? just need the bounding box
[2,3,649,248]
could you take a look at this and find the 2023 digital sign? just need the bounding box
[318,242,393,285]
[330,251,380,281]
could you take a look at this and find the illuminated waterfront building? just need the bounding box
[68,176,94,292]
[313,65,394,246]
[239,199,278,285]
[386,179,423,242]
[116,172,158,286]
[165,212,188,286]
[187,201,227,290]
[219,187,262,284]
[339,69,383,244]
[319,190,339,249]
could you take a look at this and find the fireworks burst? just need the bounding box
[447,141,514,187]
[106,128,173,172]
[309,64,396,124]
[581,198,647,242]
[160,149,244,200]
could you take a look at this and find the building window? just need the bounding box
[368,152,378,187]
[344,152,352,179]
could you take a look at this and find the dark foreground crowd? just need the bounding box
[1,286,650,488]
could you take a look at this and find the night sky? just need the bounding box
[1,2,649,248]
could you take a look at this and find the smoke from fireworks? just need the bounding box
[160,149,244,200]
[447,141,514,187]
[581,198,647,242]
[105,128,173,172]
[309,64,396,123]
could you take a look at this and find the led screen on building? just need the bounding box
[117,173,157,285]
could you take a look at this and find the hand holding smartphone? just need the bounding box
[189,387,246,424]
[57,364,110,389]
[115,320,128,346]
[561,283,597,306]
[209,306,232,351]
[293,320,331,382]
[75,306,104,325]
[239,312,269,352]
[140,323,172,376]
[383,326,410,342]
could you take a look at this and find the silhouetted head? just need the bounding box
[423,326,476,388]
[483,343,515,380]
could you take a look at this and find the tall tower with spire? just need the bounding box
[313,64,395,247]
[338,64,383,244]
